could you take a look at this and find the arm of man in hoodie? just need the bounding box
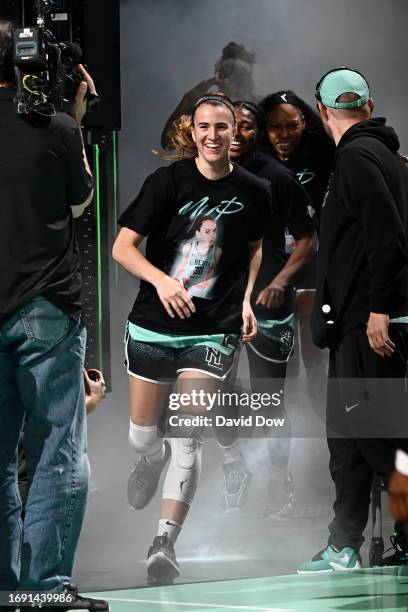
[340,146,407,356]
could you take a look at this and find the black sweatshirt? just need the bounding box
[312,118,408,349]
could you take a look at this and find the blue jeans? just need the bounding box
[0,297,89,591]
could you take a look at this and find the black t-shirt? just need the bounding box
[261,131,335,223]
[246,152,315,319]
[118,158,270,334]
[0,89,93,320]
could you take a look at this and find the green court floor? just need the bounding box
[88,566,408,611]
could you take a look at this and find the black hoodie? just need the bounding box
[312,117,408,349]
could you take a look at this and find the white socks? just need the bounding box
[157,518,182,545]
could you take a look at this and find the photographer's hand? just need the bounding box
[84,368,106,415]
[68,65,97,180]
[69,65,97,126]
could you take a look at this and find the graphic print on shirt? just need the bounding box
[296,168,315,185]
[171,216,223,299]
[178,196,244,221]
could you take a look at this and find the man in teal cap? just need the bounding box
[298,67,408,572]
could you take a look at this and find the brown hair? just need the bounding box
[161,114,196,161]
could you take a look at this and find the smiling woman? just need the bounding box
[164,92,236,171]
[112,92,270,586]
[191,97,236,179]
[259,90,334,223]
[259,89,334,403]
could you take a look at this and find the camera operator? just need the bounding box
[0,19,107,611]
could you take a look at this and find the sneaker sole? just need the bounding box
[297,563,361,575]
[297,568,334,574]
[147,551,180,585]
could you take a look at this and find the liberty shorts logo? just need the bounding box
[205,347,223,371]
[280,331,293,357]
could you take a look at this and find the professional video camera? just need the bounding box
[12,0,98,116]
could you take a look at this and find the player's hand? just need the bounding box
[367,312,395,357]
[256,281,285,309]
[70,65,97,126]
[84,368,106,414]
[241,300,257,343]
[389,469,408,522]
[183,78,229,103]
[155,275,196,319]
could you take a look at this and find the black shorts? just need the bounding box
[248,315,295,363]
[125,335,237,384]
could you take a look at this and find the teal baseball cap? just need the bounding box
[315,67,370,109]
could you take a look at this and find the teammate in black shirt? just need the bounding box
[259,90,335,400]
[260,90,334,223]
[219,101,316,515]
[113,93,269,585]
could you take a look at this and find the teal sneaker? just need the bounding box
[297,545,362,574]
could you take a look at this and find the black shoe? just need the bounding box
[146,533,180,585]
[21,583,109,612]
[264,475,294,520]
[382,529,408,566]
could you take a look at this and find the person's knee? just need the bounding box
[128,419,163,457]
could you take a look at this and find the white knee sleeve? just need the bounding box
[162,431,203,506]
[128,420,164,460]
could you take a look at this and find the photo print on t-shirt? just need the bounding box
[171,215,222,299]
